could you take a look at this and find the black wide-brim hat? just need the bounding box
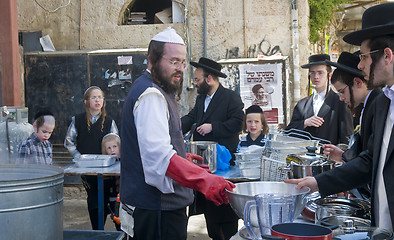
[190,57,227,78]
[343,3,394,46]
[325,52,363,78]
[301,54,330,68]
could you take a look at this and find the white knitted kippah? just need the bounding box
[151,27,185,45]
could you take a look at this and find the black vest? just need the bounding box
[120,72,193,210]
[75,112,113,154]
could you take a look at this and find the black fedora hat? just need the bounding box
[190,57,227,78]
[343,3,394,46]
[301,54,330,68]
[325,52,363,79]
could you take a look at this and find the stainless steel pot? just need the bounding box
[188,141,217,173]
[286,146,336,179]
[314,197,371,220]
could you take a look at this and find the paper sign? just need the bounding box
[117,56,133,65]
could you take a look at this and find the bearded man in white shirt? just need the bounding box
[119,27,234,240]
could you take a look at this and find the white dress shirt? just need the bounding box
[204,90,217,112]
[134,87,176,194]
[312,89,326,116]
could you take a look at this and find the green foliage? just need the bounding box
[309,0,350,43]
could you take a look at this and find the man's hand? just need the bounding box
[322,144,344,163]
[304,116,324,128]
[196,123,212,136]
[186,153,203,163]
[284,177,319,193]
[186,153,211,173]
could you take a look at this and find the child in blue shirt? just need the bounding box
[237,105,268,152]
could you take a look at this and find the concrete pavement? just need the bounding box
[63,185,243,239]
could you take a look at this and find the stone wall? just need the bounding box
[17,0,310,122]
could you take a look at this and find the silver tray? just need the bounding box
[75,154,117,168]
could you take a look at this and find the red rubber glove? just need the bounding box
[167,154,235,205]
[186,153,203,163]
[186,152,211,173]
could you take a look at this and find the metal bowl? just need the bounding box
[225,181,310,220]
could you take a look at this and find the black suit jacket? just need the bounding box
[181,84,244,158]
[316,92,394,227]
[343,88,381,161]
[286,89,353,145]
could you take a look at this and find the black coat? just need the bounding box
[286,89,353,145]
[316,92,394,227]
[181,84,244,156]
[181,84,244,225]
[344,88,382,161]
[342,88,381,199]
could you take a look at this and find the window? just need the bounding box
[122,0,175,25]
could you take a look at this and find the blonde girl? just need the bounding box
[64,86,119,230]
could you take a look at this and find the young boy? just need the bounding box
[17,110,55,165]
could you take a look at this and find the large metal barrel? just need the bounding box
[0,164,64,240]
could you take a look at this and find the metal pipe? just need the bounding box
[291,0,301,103]
[6,116,13,163]
[243,0,248,57]
[203,0,207,57]
[185,0,194,90]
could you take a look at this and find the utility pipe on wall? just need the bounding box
[291,0,301,103]
[203,0,207,57]
[243,0,248,57]
[185,0,194,89]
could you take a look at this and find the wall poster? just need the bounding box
[239,63,284,124]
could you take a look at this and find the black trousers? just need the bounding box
[193,192,239,240]
[132,207,188,240]
[81,175,118,230]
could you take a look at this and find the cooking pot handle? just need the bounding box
[244,200,260,240]
[261,234,286,240]
[315,219,339,230]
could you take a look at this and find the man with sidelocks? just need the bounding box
[119,27,235,240]
[286,3,394,233]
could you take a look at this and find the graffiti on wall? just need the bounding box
[249,36,282,58]
[225,36,282,58]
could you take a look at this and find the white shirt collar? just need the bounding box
[313,89,327,100]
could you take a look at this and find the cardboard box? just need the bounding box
[154,8,172,24]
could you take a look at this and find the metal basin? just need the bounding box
[0,164,64,240]
[225,181,310,220]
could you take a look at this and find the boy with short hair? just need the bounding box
[17,110,55,165]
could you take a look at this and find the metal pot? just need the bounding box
[0,164,64,240]
[317,216,394,240]
[286,146,336,179]
[314,197,371,220]
[187,141,217,173]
